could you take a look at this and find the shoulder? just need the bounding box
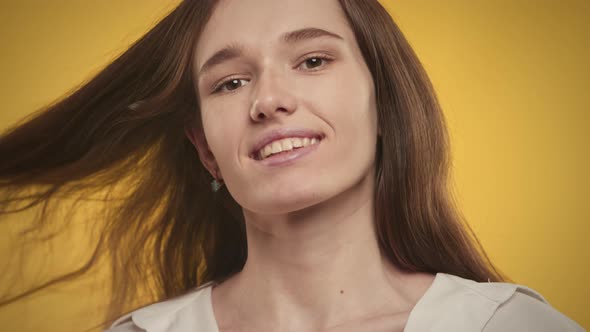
[104,282,217,332]
[483,287,585,331]
[445,273,584,331]
[406,273,585,332]
[105,317,143,332]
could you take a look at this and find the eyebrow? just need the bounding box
[198,27,344,78]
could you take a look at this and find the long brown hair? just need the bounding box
[0,0,506,328]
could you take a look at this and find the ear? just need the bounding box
[184,124,222,180]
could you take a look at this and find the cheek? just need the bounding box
[316,66,377,137]
[323,69,378,173]
[201,109,243,171]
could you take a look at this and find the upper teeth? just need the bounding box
[258,137,319,160]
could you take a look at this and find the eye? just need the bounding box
[210,54,334,95]
[297,54,335,71]
[212,78,250,94]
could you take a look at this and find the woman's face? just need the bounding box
[190,0,378,215]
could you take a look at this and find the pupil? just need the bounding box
[307,58,321,68]
[228,79,239,90]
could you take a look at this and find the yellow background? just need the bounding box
[0,0,588,330]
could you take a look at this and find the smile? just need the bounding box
[251,136,323,167]
[256,136,319,160]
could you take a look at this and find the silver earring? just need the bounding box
[211,179,223,192]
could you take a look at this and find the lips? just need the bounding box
[249,128,324,160]
[255,139,322,167]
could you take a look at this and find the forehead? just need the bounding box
[195,0,353,65]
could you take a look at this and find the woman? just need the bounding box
[0,0,584,331]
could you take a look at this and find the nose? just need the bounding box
[249,69,297,122]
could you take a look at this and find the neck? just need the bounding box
[213,172,432,331]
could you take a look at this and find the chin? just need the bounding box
[241,187,333,215]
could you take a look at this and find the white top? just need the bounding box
[106,273,585,331]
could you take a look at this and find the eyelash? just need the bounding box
[211,53,335,94]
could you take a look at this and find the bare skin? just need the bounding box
[208,167,435,332]
[186,0,437,331]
